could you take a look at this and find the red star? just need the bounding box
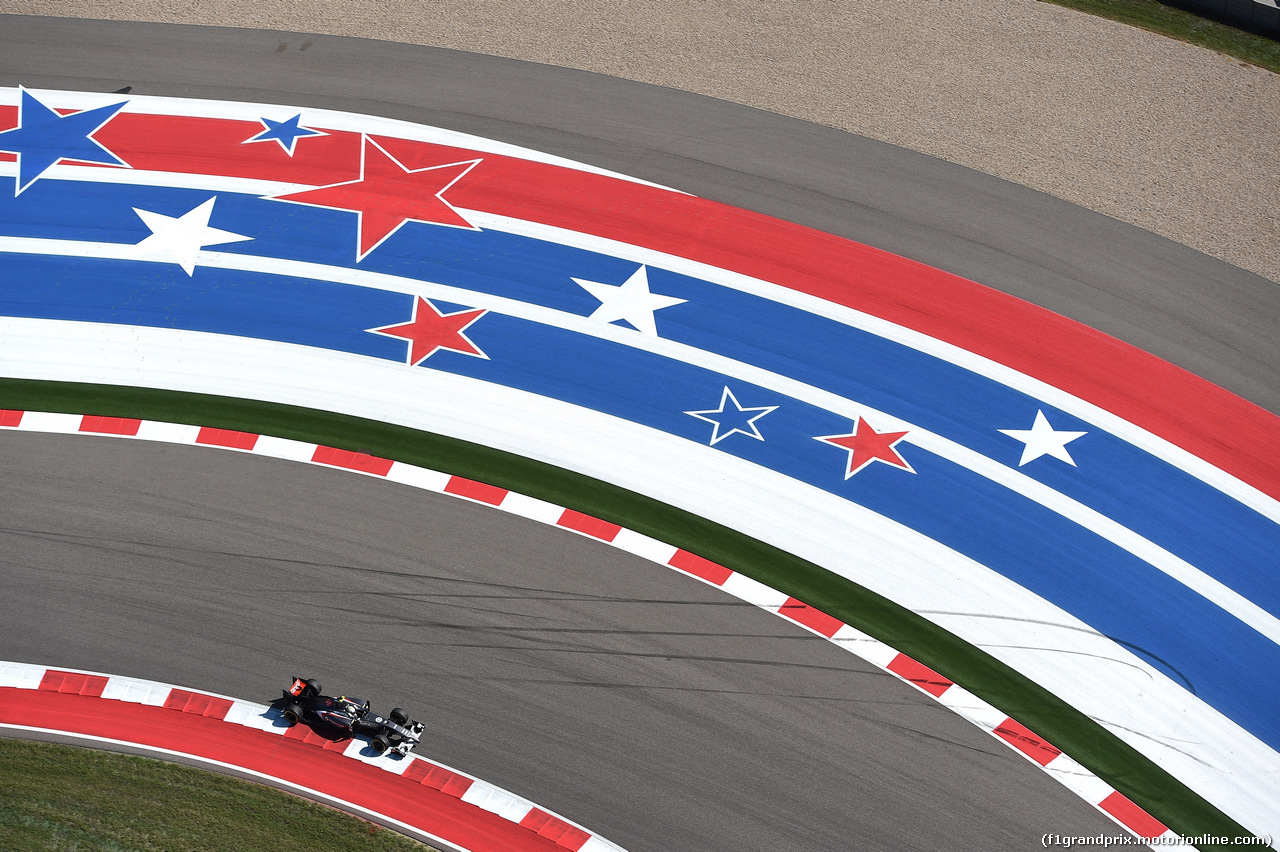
[271,134,480,260]
[816,417,915,479]
[369,297,488,365]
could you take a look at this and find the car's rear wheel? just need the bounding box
[390,708,408,725]
[304,679,321,697]
[369,733,391,754]
[282,704,303,726]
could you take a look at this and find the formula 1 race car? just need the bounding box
[280,676,425,757]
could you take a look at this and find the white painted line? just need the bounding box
[610,529,679,565]
[830,624,898,669]
[0,662,45,689]
[135,421,202,443]
[932,685,1008,731]
[101,677,171,706]
[340,738,413,775]
[721,573,789,611]
[581,835,628,852]
[223,700,283,733]
[1045,753,1117,804]
[461,782,535,823]
[495,491,565,524]
[12,411,81,433]
[252,434,318,463]
[384,463,451,492]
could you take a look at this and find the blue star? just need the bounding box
[243,115,327,156]
[0,88,129,195]
[685,386,778,446]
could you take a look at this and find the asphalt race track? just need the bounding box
[0,432,1120,849]
[1,14,1275,851]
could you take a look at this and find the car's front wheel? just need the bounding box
[390,708,408,725]
[369,733,391,754]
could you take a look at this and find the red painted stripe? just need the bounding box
[195,426,259,450]
[439,773,476,798]
[311,445,394,476]
[3,106,1276,505]
[38,670,108,697]
[162,689,195,712]
[778,597,845,638]
[163,689,234,721]
[556,509,621,542]
[0,409,23,427]
[0,689,565,851]
[79,415,142,436]
[444,475,509,506]
[886,654,954,698]
[283,724,316,743]
[667,550,733,586]
[1099,790,1169,839]
[992,717,1063,767]
[403,759,440,787]
[283,723,349,750]
[405,761,475,798]
[401,757,436,784]
[321,735,353,753]
[94,114,366,189]
[520,808,591,850]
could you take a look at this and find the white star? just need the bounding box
[999,410,1088,467]
[571,265,686,337]
[132,196,252,276]
[685,386,778,445]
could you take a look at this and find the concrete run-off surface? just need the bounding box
[5,0,1278,286]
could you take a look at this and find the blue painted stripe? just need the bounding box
[4,251,1280,751]
[2,178,1278,626]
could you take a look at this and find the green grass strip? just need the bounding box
[1042,0,1280,73]
[0,737,436,851]
[0,377,1256,847]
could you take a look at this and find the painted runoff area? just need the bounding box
[1,88,1278,838]
[0,414,1176,844]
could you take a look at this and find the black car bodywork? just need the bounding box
[280,676,425,757]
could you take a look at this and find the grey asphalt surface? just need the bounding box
[0,13,1270,850]
[0,432,1120,850]
[2,15,1278,416]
